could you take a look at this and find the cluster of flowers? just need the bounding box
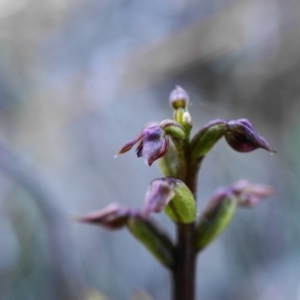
[76,86,275,269]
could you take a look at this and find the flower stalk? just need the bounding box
[76,86,275,300]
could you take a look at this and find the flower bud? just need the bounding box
[164,179,196,224]
[190,119,227,160]
[195,180,273,251]
[182,111,192,127]
[195,191,237,251]
[169,85,189,110]
[127,215,175,268]
[144,178,196,224]
[225,119,276,153]
[159,119,186,140]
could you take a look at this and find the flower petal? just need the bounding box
[141,127,167,166]
[232,180,274,208]
[115,133,144,157]
[144,178,175,216]
[74,203,130,229]
[225,119,276,153]
[135,140,144,157]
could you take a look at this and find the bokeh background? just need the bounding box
[0,0,299,299]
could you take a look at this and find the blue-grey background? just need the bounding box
[0,0,299,299]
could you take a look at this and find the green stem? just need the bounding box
[175,142,187,181]
[171,142,199,300]
[186,157,203,199]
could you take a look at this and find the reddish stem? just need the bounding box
[172,223,197,300]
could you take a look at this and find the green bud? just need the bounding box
[159,119,186,140]
[163,178,196,224]
[127,215,175,268]
[190,119,227,160]
[195,194,237,251]
[195,180,273,251]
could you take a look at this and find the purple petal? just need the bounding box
[141,127,167,166]
[135,140,144,157]
[232,180,274,208]
[116,133,143,156]
[225,119,275,153]
[156,136,169,160]
[74,203,130,229]
[144,179,175,216]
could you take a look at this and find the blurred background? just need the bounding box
[0,0,299,299]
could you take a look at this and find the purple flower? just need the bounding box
[206,179,274,210]
[231,180,274,208]
[116,126,169,166]
[74,203,131,229]
[143,178,175,216]
[225,119,276,153]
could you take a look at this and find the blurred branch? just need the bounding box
[0,141,85,300]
